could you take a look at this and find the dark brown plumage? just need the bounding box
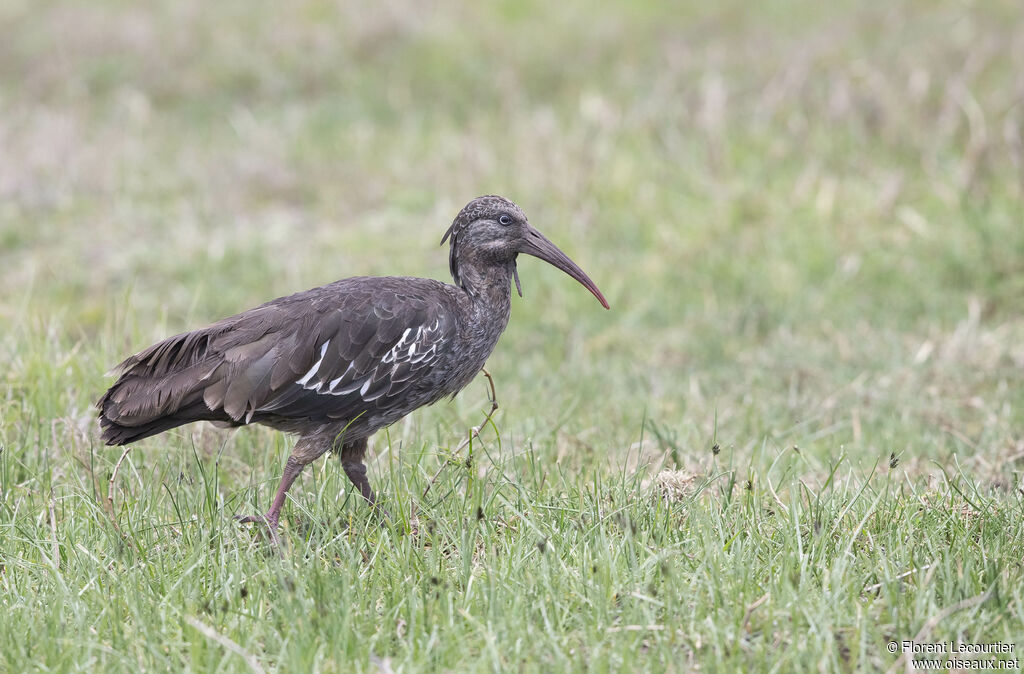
[98,195,608,529]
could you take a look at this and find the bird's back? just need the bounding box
[97,276,475,445]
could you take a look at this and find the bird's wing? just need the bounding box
[98,278,458,441]
[242,287,456,422]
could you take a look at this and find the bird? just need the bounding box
[97,195,609,530]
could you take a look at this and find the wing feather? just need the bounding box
[259,293,453,420]
[99,276,458,443]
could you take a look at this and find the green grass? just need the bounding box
[2,0,1024,671]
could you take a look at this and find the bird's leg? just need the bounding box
[236,456,305,530]
[422,368,499,498]
[237,435,326,530]
[341,459,375,504]
[339,438,389,517]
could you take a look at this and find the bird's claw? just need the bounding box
[234,513,280,530]
[373,505,393,523]
[235,513,284,551]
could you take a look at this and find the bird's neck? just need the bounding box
[454,256,514,327]
[445,253,515,385]
[458,258,513,307]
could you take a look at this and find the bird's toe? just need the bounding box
[235,512,279,530]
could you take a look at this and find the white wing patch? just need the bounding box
[327,364,354,392]
[379,319,442,367]
[381,328,414,364]
[296,341,330,386]
[299,318,444,398]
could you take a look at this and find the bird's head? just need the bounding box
[441,195,609,309]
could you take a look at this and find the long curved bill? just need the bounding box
[518,226,610,309]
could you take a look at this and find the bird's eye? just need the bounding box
[498,214,513,226]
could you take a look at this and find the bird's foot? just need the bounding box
[235,511,280,530]
[354,493,392,525]
[235,511,283,550]
[373,504,392,524]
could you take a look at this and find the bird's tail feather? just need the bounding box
[99,415,193,446]
[97,329,230,445]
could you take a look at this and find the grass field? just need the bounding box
[2,1,1024,671]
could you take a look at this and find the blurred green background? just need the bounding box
[1,0,1022,671]
[3,0,1021,469]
